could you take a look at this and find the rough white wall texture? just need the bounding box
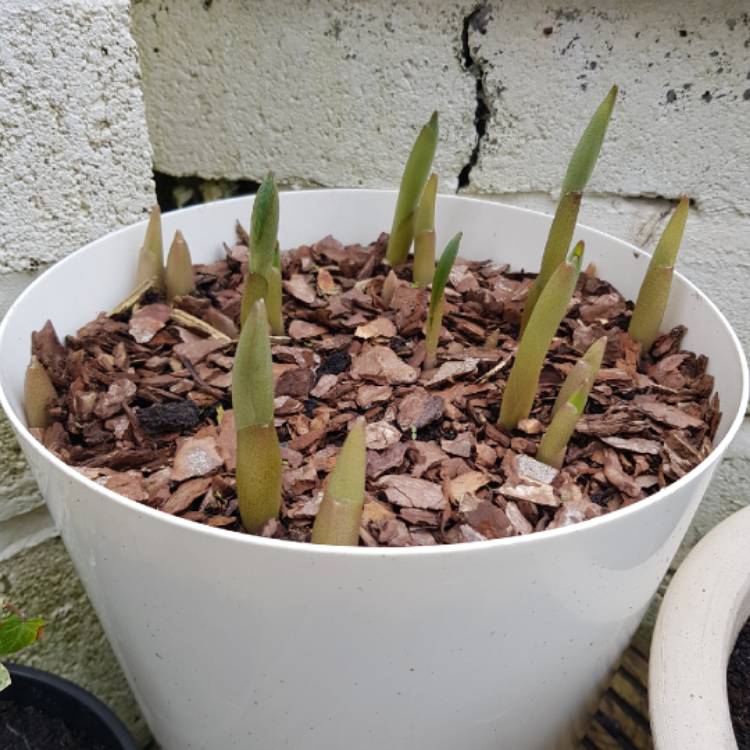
[0,0,155,272]
[0,0,154,735]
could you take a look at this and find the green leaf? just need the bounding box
[500,241,584,430]
[233,299,274,430]
[325,418,366,507]
[413,173,438,288]
[249,173,280,277]
[236,424,282,533]
[240,273,268,327]
[0,662,10,691]
[521,86,617,330]
[312,418,367,546]
[520,191,581,332]
[629,196,689,348]
[414,172,437,236]
[568,385,588,415]
[386,113,439,266]
[536,387,587,469]
[0,612,45,657]
[430,231,462,315]
[552,336,606,416]
[425,232,462,369]
[561,85,618,196]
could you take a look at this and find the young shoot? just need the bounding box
[381,269,399,306]
[536,385,589,469]
[520,86,617,332]
[552,336,606,417]
[166,230,195,302]
[240,174,283,334]
[311,418,366,546]
[136,204,165,293]
[628,197,689,350]
[425,232,462,370]
[24,356,56,429]
[500,241,585,431]
[266,243,284,336]
[233,298,282,533]
[413,173,438,288]
[385,112,439,267]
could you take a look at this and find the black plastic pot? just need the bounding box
[1,663,138,749]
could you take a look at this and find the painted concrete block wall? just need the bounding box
[133,0,750,544]
[0,0,154,739]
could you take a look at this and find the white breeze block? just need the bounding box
[131,0,476,190]
[0,0,154,273]
[469,0,750,214]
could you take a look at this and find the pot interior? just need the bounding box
[0,190,745,455]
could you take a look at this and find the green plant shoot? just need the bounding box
[536,385,588,469]
[425,232,462,370]
[166,230,196,302]
[241,174,283,334]
[520,86,617,331]
[24,356,56,429]
[233,299,282,533]
[1,601,44,691]
[500,241,585,430]
[552,336,606,417]
[385,112,439,266]
[266,243,284,336]
[311,418,366,546]
[628,197,689,349]
[136,204,165,293]
[413,173,438,288]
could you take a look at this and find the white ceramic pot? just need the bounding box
[650,504,750,750]
[0,191,746,750]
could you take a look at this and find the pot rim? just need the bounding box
[649,504,750,749]
[4,663,138,750]
[1,190,747,557]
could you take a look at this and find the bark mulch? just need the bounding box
[30,226,720,546]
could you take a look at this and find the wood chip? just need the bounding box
[426,358,479,387]
[351,345,418,385]
[378,475,446,511]
[365,421,402,450]
[289,320,328,340]
[355,317,397,339]
[171,436,223,481]
[397,389,444,430]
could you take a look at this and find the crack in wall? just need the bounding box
[457,3,492,191]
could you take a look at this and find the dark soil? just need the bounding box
[29,226,720,546]
[0,699,107,750]
[729,617,750,749]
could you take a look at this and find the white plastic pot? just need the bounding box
[650,504,750,750]
[0,191,746,750]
